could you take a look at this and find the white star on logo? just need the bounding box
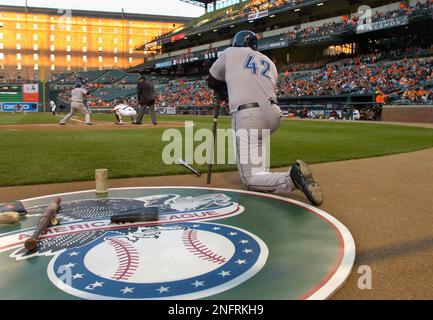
[239,240,249,244]
[192,224,200,228]
[68,252,79,257]
[72,273,84,280]
[63,263,76,269]
[219,270,231,277]
[243,249,253,254]
[235,259,247,265]
[228,232,238,236]
[191,280,205,288]
[120,287,134,295]
[85,281,104,291]
[212,227,221,231]
[156,286,170,294]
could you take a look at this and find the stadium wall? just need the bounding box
[382,106,433,123]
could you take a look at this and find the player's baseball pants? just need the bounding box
[60,102,90,124]
[232,104,295,194]
[116,109,137,123]
[136,101,157,125]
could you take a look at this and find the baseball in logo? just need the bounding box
[48,223,268,300]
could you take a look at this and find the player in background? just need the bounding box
[11,103,24,115]
[207,30,323,206]
[109,99,137,125]
[352,108,361,121]
[59,83,92,126]
[50,100,57,116]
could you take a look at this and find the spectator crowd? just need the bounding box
[50,48,433,111]
[277,53,433,104]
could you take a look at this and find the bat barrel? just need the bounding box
[25,197,62,251]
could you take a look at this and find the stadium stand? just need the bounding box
[277,55,433,104]
[45,0,432,118]
[151,0,319,42]
[93,70,129,84]
[90,86,137,102]
[47,46,432,111]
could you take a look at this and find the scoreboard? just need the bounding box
[0,84,40,112]
[0,85,23,103]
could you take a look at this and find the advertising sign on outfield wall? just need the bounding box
[0,85,22,102]
[0,102,39,112]
[156,106,177,115]
[23,84,40,102]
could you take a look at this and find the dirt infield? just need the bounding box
[0,121,185,132]
[1,144,432,299]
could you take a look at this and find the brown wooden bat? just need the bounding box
[207,104,220,185]
[24,197,61,251]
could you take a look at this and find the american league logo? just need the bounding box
[0,193,268,300]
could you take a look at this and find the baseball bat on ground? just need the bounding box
[0,212,20,225]
[110,207,159,223]
[207,104,220,185]
[24,197,61,251]
[178,158,202,177]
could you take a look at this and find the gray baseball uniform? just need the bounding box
[60,87,91,124]
[210,47,295,193]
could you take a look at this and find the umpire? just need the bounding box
[135,75,157,125]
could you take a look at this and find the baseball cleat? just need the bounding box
[290,160,323,206]
[116,122,124,125]
[59,123,66,126]
[85,123,93,126]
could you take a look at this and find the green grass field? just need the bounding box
[1,113,433,187]
[0,113,61,125]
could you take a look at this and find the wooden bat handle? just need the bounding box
[207,106,219,185]
[24,197,61,251]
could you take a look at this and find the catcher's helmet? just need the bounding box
[233,30,258,50]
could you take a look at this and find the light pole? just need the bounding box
[42,79,46,112]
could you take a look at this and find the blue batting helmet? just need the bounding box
[233,30,258,51]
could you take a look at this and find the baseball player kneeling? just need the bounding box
[109,99,137,125]
[207,30,323,206]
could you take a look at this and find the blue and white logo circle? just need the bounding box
[48,222,268,300]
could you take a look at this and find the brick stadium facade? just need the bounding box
[0,5,192,81]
